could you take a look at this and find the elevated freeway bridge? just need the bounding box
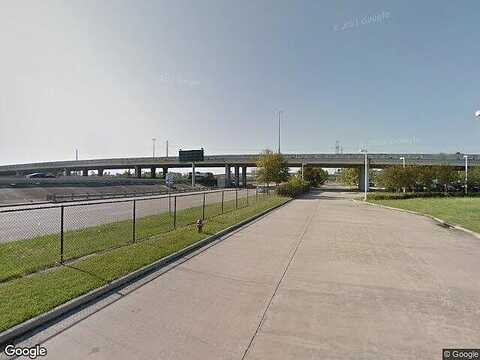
[1,153,478,190]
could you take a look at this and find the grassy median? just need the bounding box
[0,195,288,333]
[0,195,251,283]
[370,197,480,234]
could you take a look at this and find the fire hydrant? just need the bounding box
[196,219,204,233]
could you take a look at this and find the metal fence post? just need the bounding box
[221,190,224,214]
[169,191,172,216]
[246,188,249,206]
[173,196,177,229]
[202,192,206,220]
[60,206,64,264]
[235,188,238,209]
[132,200,136,243]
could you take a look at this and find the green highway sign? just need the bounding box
[179,149,204,162]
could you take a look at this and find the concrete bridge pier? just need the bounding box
[242,166,247,188]
[225,165,231,188]
[358,166,369,192]
[65,169,71,176]
[234,166,240,188]
[162,167,168,179]
[135,166,142,178]
[98,168,104,177]
[82,169,89,177]
[150,167,156,179]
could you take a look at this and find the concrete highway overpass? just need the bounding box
[0,153,478,190]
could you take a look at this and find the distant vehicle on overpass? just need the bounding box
[25,172,56,179]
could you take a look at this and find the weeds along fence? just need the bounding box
[0,188,273,283]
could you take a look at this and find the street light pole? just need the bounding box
[400,156,406,193]
[152,138,156,158]
[464,155,469,195]
[360,149,368,201]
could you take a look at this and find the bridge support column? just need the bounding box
[234,166,240,188]
[225,165,231,188]
[82,169,88,177]
[358,166,369,192]
[162,167,168,179]
[65,169,71,176]
[150,167,156,178]
[135,166,142,178]
[242,166,247,188]
[98,168,104,176]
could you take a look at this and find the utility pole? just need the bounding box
[75,149,78,161]
[166,140,169,157]
[152,138,156,158]
[278,110,283,153]
[192,162,196,187]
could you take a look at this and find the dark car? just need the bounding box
[25,172,56,179]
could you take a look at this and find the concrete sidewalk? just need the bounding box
[15,190,480,359]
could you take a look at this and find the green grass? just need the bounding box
[0,194,288,333]
[0,195,262,283]
[371,197,480,233]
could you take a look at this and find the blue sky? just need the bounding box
[0,1,479,165]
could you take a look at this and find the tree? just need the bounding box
[301,166,328,187]
[256,149,289,185]
[434,165,460,192]
[467,167,480,188]
[377,166,418,192]
[416,166,436,191]
[338,168,359,187]
[377,165,461,192]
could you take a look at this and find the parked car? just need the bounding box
[256,185,268,193]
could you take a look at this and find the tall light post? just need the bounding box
[464,155,469,195]
[360,149,368,201]
[400,156,406,193]
[152,138,156,158]
[277,110,283,154]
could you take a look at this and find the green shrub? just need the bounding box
[277,177,310,197]
[367,192,480,201]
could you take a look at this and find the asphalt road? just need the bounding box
[0,189,252,243]
[11,188,480,359]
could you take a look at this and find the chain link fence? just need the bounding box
[0,188,273,284]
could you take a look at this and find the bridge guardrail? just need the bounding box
[46,187,215,203]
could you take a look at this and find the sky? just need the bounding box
[1,0,479,166]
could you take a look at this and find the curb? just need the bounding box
[353,199,480,240]
[0,197,292,346]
